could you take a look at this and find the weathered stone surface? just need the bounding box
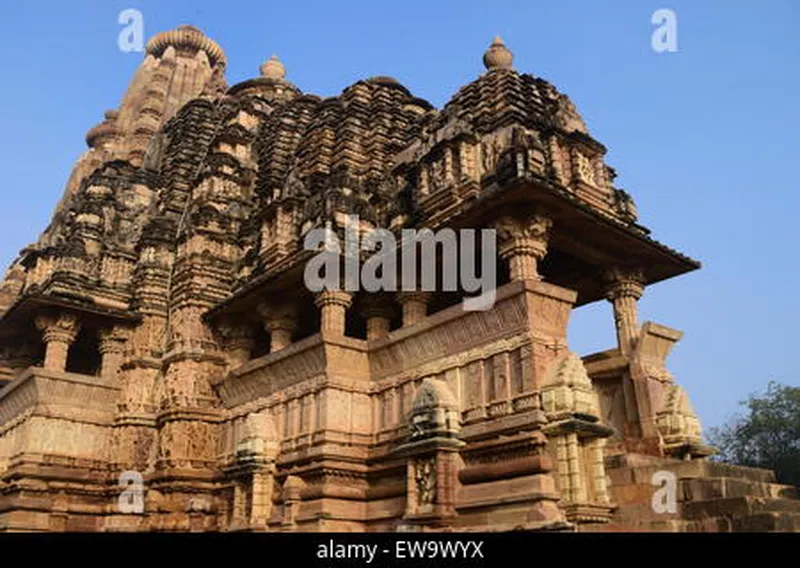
[0,30,795,533]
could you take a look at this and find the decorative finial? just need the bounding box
[260,54,286,80]
[483,36,514,71]
[146,25,227,67]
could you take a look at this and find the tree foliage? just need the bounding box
[707,381,800,487]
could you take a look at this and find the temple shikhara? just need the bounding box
[1,26,798,532]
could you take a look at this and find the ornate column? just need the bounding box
[34,312,81,372]
[258,304,298,352]
[216,319,256,368]
[227,410,279,530]
[587,438,610,504]
[267,318,296,352]
[281,475,306,529]
[98,326,130,380]
[396,291,432,328]
[361,294,394,340]
[603,267,645,356]
[494,213,552,281]
[4,342,38,373]
[314,291,352,337]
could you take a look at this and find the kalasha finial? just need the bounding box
[146,25,227,68]
[483,36,514,71]
[260,54,286,80]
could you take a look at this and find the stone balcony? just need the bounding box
[216,333,372,461]
[216,279,576,463]
[0,366,118,476]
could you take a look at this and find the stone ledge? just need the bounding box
[0,366,118,403]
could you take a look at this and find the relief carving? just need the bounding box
[415,457,437,507]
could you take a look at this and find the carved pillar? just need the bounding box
[566,432,586,502]
[229,410,279,530]
[396,291,432,328]
[217,320,256,368]
[588,438,610,503]
[98,326,129,380]
[232,481,248,528]
[4,342,38,373]
[259,304,298,352]
[314,291,352,337]
[495,214,552,281]
[267,318,296,352]
[361,294,393,340]
[281,475,306,529]
[555,436,570,499]
[250,471,275,527]
[603,267,645,356]
[34,312,81,372]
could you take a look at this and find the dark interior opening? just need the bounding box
[294,292,321,343]
[250,325,270,359]
[345,308,367,340]
[66,327,101,376]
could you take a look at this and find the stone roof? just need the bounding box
[0,28,699,320]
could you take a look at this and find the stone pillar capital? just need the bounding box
[494,214,552,258]
[35,311,81,372]
[258,303,300,352]
[315,291,352,337]
[361,294,395,341]
[360,293,395,320]
[602,267,645,356]
[217,318,256,344]
[216,319,257,357]
[257,302,297,321]
[215,318,257,366]
[494,213,552,280]
[314,290,353,310]
[396,291,433,328]
[602,266,645,301]
[395,290,433,306]
[263,316,298,335]
[35,311,81,345]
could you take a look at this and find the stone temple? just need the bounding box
[0,26,797,532]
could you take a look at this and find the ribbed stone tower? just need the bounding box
[0,29,797,533]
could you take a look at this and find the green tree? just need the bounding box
[707,382,800,488]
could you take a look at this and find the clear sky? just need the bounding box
[0,1,797,430]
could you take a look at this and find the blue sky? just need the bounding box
[0,1,797,429]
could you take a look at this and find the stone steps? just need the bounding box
[683,495,800,519]
[681,476,797,501]
[604,455,800,532]
[686,511,800,533]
